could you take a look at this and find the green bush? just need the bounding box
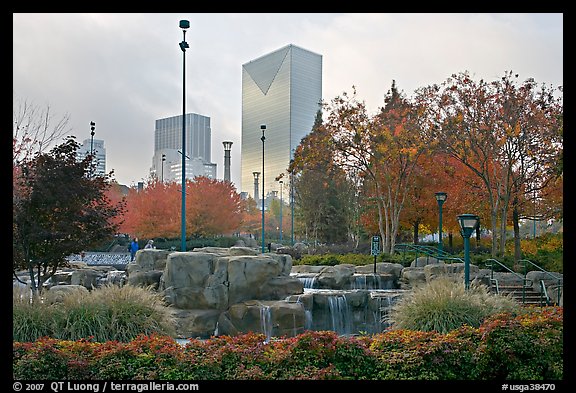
[387,277,520,333]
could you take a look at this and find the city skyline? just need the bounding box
[13,13,563,188]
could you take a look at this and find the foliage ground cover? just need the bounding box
[13,307,562,380]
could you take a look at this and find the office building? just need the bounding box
[151,113,216,182]
[241,44,322,202]
[78,138,106,176]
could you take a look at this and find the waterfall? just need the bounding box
[369,293,393,333]
[352,274,383,290]
[293,294,313,330]
[260,305,272,343]
[298,275,319,289]
[305,309,313,330]
[327,294,352,335]
[213,321,219,337]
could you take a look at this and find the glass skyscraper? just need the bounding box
[241,44,322,199]
[78,138,106,176]
[152,113,216,182]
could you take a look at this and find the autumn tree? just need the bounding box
[396,152,442,244]
[120,178,181,239]
[13,136,124,297]
[239,196,263,238]
[415,71,563,259]
[322,83,427,254]
[290,110,356,245]
[187,176,243,237]
[496,74,563,263]
[121,176,243,240]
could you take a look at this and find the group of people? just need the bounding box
[128,237,155,261]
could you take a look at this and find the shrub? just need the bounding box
[13,308,562,380]
[474,307,563,380]
[13,284,176,343]
[387,277,520,333]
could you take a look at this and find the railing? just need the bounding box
[520,259,563,306]
[484,258,533,304]
[394,243,455,263]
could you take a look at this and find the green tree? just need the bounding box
[13,136,124,297]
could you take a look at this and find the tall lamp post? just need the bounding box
[289,160,295,246]
[89,121,95,177]
[457,213,479,290]
[279,180,283,241]
[435,192,447,255]
[161,154,166,182]
[89,121,95,156]
[260,124,266,253]
[179,19,190,252]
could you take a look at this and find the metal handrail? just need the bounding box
[490,278,500,294]
[484,258,532,303]
[519,259,563,306]
[539,280,551,306]
[394,243,454,263]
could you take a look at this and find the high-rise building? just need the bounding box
[241,44,322,200]
[151,113,216,182]
[78,138,106,176]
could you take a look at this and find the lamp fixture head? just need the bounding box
[435,192,447,203]
[457,214,479,238]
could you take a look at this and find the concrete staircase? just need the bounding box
[491,282,548,306]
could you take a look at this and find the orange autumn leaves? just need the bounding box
[118,177,246,239]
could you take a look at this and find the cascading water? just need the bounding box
[295,294,313,330]
[260,304,272,343]
[327,294,353,335]
[297,274,319,289]
[369,292,393,333]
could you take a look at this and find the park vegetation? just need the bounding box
[13,276,562,380]
[13,70,562,295]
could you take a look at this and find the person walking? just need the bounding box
[129,237,139,261]
[144,239,155,249]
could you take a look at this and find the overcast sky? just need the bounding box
[13,13,563,188]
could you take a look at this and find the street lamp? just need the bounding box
[89,121,95,177]
[279,180,283,241]
[457,213,479,290]
[161,154,166,182]
[289,159,295,246]
[260,124,266,253]
[179,19,190,252]
[89,121,95,156]
[435,192,447,255]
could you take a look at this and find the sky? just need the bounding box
[12,13,563,189]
